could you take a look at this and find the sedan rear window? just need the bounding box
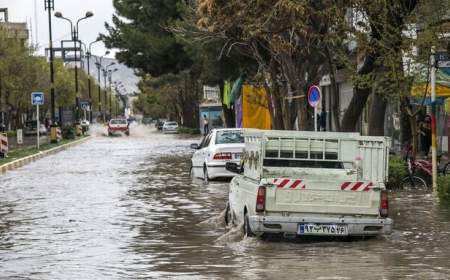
[165,122,177,126]
[215,131,244,144]
[110,119,127,125]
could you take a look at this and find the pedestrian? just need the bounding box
[203,114,209,134]
[418,115,431,158]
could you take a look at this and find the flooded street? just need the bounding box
[1,127,450,279]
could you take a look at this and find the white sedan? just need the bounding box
[162,121,178,133]
[190,129,244,181]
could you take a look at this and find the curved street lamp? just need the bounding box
[93,51,109,121]
[54,11,94,123]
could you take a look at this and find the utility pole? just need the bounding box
[45,0,58,143]
[431,49,437,193]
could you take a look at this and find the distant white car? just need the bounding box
[190,128,244,181]
[162,121,178,133]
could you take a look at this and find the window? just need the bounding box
[215,130,244,144]
[110,119,127,125]
[202,133,213,148]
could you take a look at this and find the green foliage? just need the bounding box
[6,130,17,137]
[437,176,450,205]
[62,125,76,140]
[0,27,103,128]
[177,126,200,135]
[102,0,192,76]
[387,156,408,189]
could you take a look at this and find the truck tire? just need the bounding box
[244,212,255,237]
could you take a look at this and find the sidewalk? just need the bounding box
[0,136,91,174]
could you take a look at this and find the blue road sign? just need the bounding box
[80,101,90,111]
[308,85,321,107]
[31,92,44,105]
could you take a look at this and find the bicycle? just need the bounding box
[400,156,429,191]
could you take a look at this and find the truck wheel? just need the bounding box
[244,212,255,237]
[225,202,232,226]
[108,132,112,136]
[126,131,130,136]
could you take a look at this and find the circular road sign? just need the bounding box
[308,85,321,107]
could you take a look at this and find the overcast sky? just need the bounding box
[0,0,117,57]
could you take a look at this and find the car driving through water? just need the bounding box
[225,129,393,239]
[108,118,130,136]
[191,128,244,182]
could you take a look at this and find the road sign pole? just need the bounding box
[37,104,40,149]
[314,106,318,132]
[431,51,438,194]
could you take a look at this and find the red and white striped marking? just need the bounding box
[272,178,306,189]
[340,181,375,192]
[0,133,8,154]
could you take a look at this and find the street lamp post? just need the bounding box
[94,51,109,122]
[85,40,100,122]
[54,11,93,123]
[45,0,58,142]
[102,62,115,120]
[108,68,118,117]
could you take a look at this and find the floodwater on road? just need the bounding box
[1,125,449,279]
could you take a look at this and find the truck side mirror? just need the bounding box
[226,162,243,174]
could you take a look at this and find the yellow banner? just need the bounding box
[411,83,450,97]
[242,85,272,129]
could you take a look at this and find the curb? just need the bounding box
[0,136,91,175]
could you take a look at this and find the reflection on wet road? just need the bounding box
[1,126,449,279]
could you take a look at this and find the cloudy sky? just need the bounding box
[0,0,117,57]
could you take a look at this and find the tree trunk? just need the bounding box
[368,93,387,136]
[325,46,341,132]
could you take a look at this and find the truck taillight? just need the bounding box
[256,186,266,213]
[380,190,389,218]
[213,152,232,160]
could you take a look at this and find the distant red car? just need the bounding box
[108,118,130,136]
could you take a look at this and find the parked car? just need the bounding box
[156,119,167,130]
[24,121,47,136]
[190,128,244,181]
[108,118,130,136]
[225,129,393,238]
[162,121,179,133]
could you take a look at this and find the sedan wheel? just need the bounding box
[203,167,209,184]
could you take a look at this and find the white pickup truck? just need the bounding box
[225,129,393,238]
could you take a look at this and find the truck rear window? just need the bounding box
[263,159,344,169]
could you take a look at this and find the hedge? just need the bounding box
[177,127,201,135]
[437,176,450,205]
[386,156,408,190]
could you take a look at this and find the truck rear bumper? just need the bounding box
[248,215,393,236]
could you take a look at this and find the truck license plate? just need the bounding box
[298,224,348,236]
